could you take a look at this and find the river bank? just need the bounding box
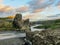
[26,29,60,45]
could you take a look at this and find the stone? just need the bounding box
[12,13,22,29]
[12,13,31,31]
[26,29,60,45]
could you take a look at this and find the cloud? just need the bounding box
[28,0,55,13]
[0,5,29,17]
[0,0,60,17]
[0,4,30,17]
[18,0,60,19]
[16,6,29,13]
[23,6,60,21]
[0,6,14,12]
[39,6,60,17]
[0,4,15,17]
[0,4,15,12]
[0,4,5,9]
[58,6,60,9]
[32,8,44,13]
[0,0,3,2]
[28,0,60,13]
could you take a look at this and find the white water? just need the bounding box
[31,24,45,32]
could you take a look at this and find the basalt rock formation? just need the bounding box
[26,29,60,45]
[13,14,22,29]
[21,19,31,31]
[12,13,30,31]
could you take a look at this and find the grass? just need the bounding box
[0,17,60,31]
[34,19,60,29]
[0,18,15,31]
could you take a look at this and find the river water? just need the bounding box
[0,38,24,45]
[31,24,45,32]
[0,31,26,45]
[0,24,45,45]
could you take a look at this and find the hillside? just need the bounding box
[30,18,60,30]
[0,17,15,31]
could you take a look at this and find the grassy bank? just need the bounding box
[33,19,60,29]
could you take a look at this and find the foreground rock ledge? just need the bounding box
[26,29,60,45]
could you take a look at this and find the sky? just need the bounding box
[2,0,31,7]
[0,0,60,20]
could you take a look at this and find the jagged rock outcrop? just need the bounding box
[21,19,31,31]
[12,13,30,31]
[26,29,60,45]
[13,14,22,29]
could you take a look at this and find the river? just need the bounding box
[0,24,45,45]
[31,24,45,32]
[0,31,26,45]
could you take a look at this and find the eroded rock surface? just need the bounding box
[26,29,60,45]
[12,13,30,31]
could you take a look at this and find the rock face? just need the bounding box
[22,19,31,31]
[12,13,30,31]
[13,14,22,29]
[26,29,60,45]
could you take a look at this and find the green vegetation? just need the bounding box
[0,16,60,31]
[47,19,60,29]
[34,25,49,29]
[0,13,30,31]
[34,19,60,29]
[0,17,15,31]
[0,17,9,20]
